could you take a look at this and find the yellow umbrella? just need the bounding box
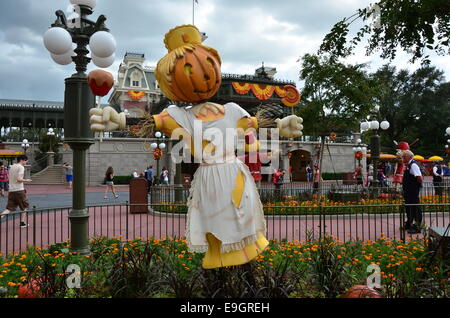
[413,155,424,161]
[428,156,444,161]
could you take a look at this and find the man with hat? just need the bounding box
[401,150,423,234]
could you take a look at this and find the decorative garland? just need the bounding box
[231,82,300,106]
[231,82,251,95]
[250,84,275,100]
[274,86,287,97]
[127,90,145,101]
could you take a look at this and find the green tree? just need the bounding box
[320,0,450,64]
[371,65,450,157]
[297,54,378,136]
[33,131,62,171]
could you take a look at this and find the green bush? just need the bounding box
[321,172,346,180]
[105,175,133,185]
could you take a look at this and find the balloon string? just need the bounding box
[97,96,103,143]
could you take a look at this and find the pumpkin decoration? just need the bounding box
[342,285,381,298]
[87,69,114,97]
[153,148,163,160]
[329,132,337,141]
[17,279,42,298]
[155,25,222,103]
[127,90,145,101]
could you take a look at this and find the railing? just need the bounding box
[148,183,450,204]
[1,200,449,256]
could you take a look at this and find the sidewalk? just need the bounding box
[25,184,130,195]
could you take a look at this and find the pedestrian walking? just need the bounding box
[0,163,9,196]
[104,166,119,199]
[401,150,423,234]
[306,164,313,182]
[432,161,444,196]
[145,166,154,193]
[355,164,364,188]
[63,162,73,189]
[0,155,32,227]
[160,167,169,185]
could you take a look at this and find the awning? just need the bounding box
[428,156,444,161]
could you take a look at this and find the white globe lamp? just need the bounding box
[91,53,115,68]
[89,31,116,58]
[380,120,390,130]
[370,120,379,130]
[43,27,72,55]
[70,0,97,9]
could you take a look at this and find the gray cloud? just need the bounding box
[0,0,448,102]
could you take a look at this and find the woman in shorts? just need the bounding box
[104,166,119,199]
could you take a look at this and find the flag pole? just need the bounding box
[192,0,195,24]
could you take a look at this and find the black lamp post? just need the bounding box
[21,139,30,154]
[360,106,390,193]
[445,127,450,161]
[352,138,366,179]
[151,132,166,185]
[44,0,116,255]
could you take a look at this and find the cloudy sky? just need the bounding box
[0,0,448,102]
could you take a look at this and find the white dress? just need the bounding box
[167,102,267,253]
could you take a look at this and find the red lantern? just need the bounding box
[17,279,41,298]
[87,69,114,97]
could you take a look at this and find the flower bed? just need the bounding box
[153,195,450,215]
[0,236,448,298]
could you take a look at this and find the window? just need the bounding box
[132,80,140,87]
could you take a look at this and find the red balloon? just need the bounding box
[87,69,114,97]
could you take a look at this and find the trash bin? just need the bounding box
[129,178,149,213]
[342,172,356,185]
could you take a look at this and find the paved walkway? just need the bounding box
[0,185,130,210]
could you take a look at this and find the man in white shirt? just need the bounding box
[432,161,444,196]
[401,150,423,234]
[0,155,32,227]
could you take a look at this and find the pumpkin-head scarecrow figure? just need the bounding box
[90,25,303,269]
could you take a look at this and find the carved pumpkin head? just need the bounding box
[156,25,222,103]
[342,285,381,298]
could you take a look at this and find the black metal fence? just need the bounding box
[1,201,449,256]
[149,182,450,204]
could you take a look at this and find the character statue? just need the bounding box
[89,25,303,269]
[393,141,410,185]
